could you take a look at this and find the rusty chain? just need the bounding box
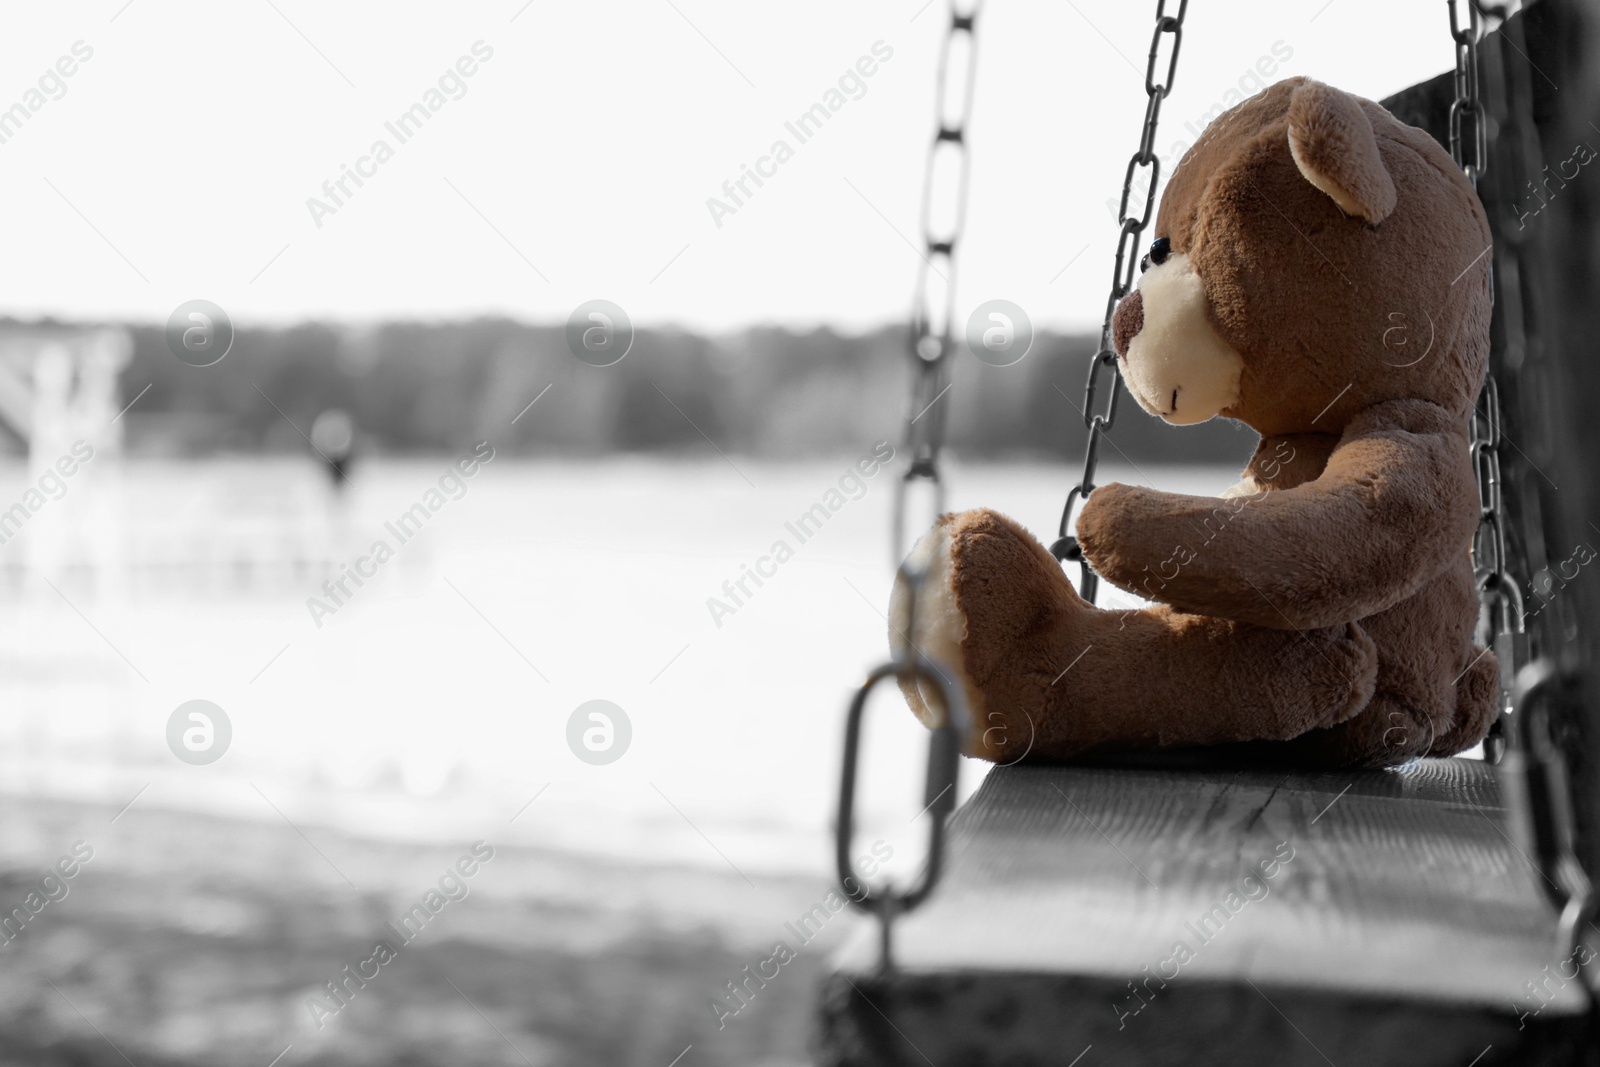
[1049,0,1188,602]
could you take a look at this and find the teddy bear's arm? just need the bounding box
[1076,407,1477,630]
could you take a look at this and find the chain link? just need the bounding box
[1450,0,1529,728]
[1449,0,1488,188]
[1050,0,1188,601]
[1502,663,1600,993]
[835,658,968,972]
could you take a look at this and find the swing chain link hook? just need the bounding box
[1050,0,1188,600]
[835,658,969,974]
[1500,662,1600,995]
[846,0,983,973]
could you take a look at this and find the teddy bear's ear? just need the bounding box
[1286,80,1397,225]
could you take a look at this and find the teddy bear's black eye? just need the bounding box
[1139,236,1172,273]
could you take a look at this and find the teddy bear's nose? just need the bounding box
[1111,288,1144,362]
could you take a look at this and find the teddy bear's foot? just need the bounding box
[889,509,1094,761]
[887,515,976,737]
[890,509,1381,762]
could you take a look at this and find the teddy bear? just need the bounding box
[892,77,1497,768]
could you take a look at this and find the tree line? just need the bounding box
[89,318,1254,464]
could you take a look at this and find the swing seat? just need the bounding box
[815,758,1589,1066]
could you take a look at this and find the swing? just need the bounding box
[819,2,1600,1063]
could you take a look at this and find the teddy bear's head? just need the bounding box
[1109,77,1492,438]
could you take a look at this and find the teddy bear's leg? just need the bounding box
[1271,643,1498,767]
[1269,689,1445,767]
[1433,644,1499,755]
[894,508,1379,761]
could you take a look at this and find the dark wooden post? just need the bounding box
[1385,0,1600,878]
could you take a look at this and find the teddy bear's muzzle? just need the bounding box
[1111,288,1143,362]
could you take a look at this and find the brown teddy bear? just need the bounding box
[893,77,1497,768]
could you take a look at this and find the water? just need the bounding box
[0,453,1243,882]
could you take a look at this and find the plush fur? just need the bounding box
[894,78,1497,767]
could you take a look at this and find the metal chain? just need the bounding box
[1476,0,1563,680]
[1472,378,1527,701]
[1049,0,1188,601]
[1450,0,1529,735]
[1448,0,1488,188]
[838,0,983,972]
[892,0,982,586]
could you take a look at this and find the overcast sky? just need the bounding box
[0,1,1456,333]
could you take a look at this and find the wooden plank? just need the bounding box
[817,759,1590,1066]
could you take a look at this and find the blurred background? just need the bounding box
[0,2,1466,1064]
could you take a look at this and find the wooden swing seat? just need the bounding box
[816,758,1590,1066]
